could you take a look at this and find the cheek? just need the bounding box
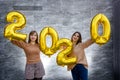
[30,36,32,39]
[72,37,74,40]
[77,37,79,40]
[34,36,37,39]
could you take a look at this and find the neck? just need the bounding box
[30,41,36,44]
[73,41,77,45]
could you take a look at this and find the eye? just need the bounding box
[33,34,37,36]
[73,35,75,37]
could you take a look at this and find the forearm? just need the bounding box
[11,40,26,48]
[83,38,94,48]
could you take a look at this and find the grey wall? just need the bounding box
[0,0,113,80]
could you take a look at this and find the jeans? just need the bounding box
[71,64,88,80]
[26,77,42,80]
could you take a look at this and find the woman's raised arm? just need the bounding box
[11,40,26,48]
[82,39,94,48]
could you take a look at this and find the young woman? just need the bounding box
[11,31,45,80]
[67,31,94,80]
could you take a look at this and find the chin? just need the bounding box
[73,39,77,42]
[31,40,36,42]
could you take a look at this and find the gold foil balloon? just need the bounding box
[39,27,59,57]
[56,38,77,66]
[4,11,27,41]
[90,13,111,45]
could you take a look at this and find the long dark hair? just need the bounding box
[28,31,38,44]
[71,31,82,45]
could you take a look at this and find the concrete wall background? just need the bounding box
[0,0,113,80]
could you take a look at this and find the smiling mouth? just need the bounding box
[31,38,36,40]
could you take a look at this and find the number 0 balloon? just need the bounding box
[90,13,111,45]
[39,27,59,57]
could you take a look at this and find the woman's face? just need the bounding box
[30,32,37,42]
[72,33,80,42]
